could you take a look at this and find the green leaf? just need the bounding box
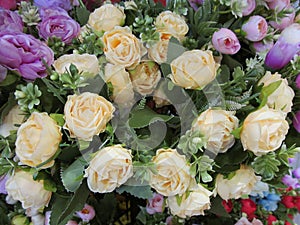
[251,153,281,180]
[116,184,153,199]
[129,107,173,129]
[0,93,17,124]
[44,179,57,192]
[209,196,231,217]
[76,7,90,26]
[61,156,88,192]
[0,73,19,87]
[50,113,65,127]
[259,80,282,109]
[91,193,117,224]
[231,125,243,139]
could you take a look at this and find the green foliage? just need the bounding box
[178,130,206,155]
[116,184,153,199]
[133,15,159,45]
[75,6,90,26]
[190,155,215,183]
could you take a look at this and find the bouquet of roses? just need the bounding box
[0,0,300,224]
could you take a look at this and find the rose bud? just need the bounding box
[242,15,268,42]
[212,28,241,55]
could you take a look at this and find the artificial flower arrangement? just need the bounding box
[0,0,300,224]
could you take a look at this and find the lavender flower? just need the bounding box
[295,74,300,89]
[34,0,72,11]
[265,23,300,70]
[0,31,54,80]
[38,9,80,44]
[146,193,164,214]
[75,204,95,222]
[282,174,300,189]
[252,41,274,54]
[0,175,8,194]
[242,16,268,42]
[292,167,300,179]
[293,111,300,133]
[188,0,204,11]
[0,8,23,32]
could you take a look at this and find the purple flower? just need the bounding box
[282,174,300,189]
[252,41,274,53]
[38,11,80,44]
[0,175,8,194]
[242,0,256,16]
[295,74,300,89]
[293,167,300,179]
[0,65,7,82]
[265,23,300,70]
[34,0,72,11]
[212,28,241,55]
[242,16,268,42]
[39,7,70,20]
[293,111,300,133]
[146,193,164,214]
[44,211,51,225]
[269,8,295,31]
[75,204,95,222]
[188,0,204,11]
[0,31,54,80]
[0,8,23,32]
[267,0,290,11]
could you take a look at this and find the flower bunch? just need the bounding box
[0,0,300,224]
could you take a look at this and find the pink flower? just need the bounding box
[212,28,241,55]
[166,216,173,225]
[242,0,256,16]
[267,0,290,11]
[269,8,295,31]
[146,193,164,214]
[75,204,95,222]
[252,41,273,53]
[234,217,252,225]
[0,0,16,10]
[242,16,268,42]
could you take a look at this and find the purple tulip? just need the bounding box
[293,167,300,179]
[38,11,80,44]
[0,175,8,194]
[252,40,274,53]
[0,31,54,80]
[34,0,72,11]
[242,15,268,42]
[0,8,23,32]
[267,0,290,11]
[293,111,300,133]
[146,193,164,214]
[265,23,300,70]
[188,0,204,11]
[212,28,241,55]
[75,204,95,222]
[242,0,256,16]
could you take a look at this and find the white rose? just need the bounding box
[215,165,261,200]
[258,71,294,114]
[129,61,161,96]
[148,38,169,64]
[192,109,239,154]
[64,92,115,141]
[155,11,189,40]
[53,54,100,78]
[150,148,192,196]
[170,50,218,89]
[240,106,289,156]
[5,171,52,210]
[0,105,25,137]
[84,145,133,193]
[103,26,146,68]
[167,183,212,218]
[15,112,62,168]
[88,4,125,32]
[104,63,135,106]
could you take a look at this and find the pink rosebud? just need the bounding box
[146,193,164,214]
[212,28,241,55]
[166,216,173,225]
[242,0,256,16]
[234,217,252,225]
[269,9,295,31]
[267,0,290,11]
[0,0,16,10]
[252,41,274,53]
[293,111,300,133]
[295,74,300,89]
[75,204,95,222]
[242,16,268,42]
[293,167,300,179]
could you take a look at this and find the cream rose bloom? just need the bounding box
[104,63,135,106]
[0,105,25,137]
[15,112,62,168]
[167,183,212,218]
[84,145,133,193]
[103,26,146,68]
[53,54,100,78]
[258,71,294,114]
[148,38,169,64]
[240,106,289,156]
[129,61,161,96]
[64,92,115,141]
[215,165,261,200]
[170,50,218,89]
[155,11,189,40]
[88,4,125,32]
[150,148,192,196]
[192,109,239,154]
[5,171,52,210]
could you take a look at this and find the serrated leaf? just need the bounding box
[116,184,153,199]
[61,156,88,192]
[129,107,173,129]
[252,153,281,180]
